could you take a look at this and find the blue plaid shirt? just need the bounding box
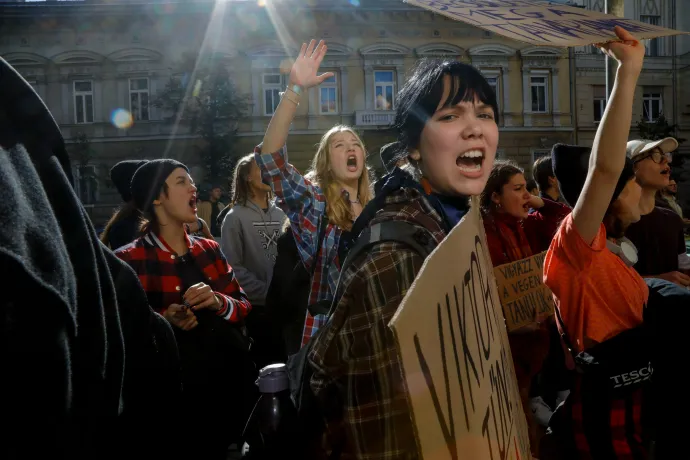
[255,144,340,344]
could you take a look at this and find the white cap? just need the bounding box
[626,137,678,161]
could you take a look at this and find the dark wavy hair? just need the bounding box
[393,59,499,169]
[532,156,555,193]
[139,182,169,234]
[479,160,524,215]
[100,201,143,247]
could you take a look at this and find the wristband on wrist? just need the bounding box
[281,91,300,106]
[287,84,303,96]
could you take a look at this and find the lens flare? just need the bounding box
[193,79,203,98]
[111,108,134,129]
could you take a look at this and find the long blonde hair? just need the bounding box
[310,125,373,231]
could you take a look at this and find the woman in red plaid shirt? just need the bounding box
[115,159,254,459]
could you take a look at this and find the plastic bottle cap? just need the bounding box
[256,363,290,393]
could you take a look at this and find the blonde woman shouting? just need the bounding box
[254,40,372,347]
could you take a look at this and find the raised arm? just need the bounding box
[572,26,645,244]
[255,40,335,267]
[261,39,334,153]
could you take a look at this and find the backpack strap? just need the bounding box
[325,220,437,317]
[305,216,331,317]
[297,220,437,459]
[309,215,329,279]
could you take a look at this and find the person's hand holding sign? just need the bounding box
[595,26,645,75]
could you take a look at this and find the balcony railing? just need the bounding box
[355,110,395,127]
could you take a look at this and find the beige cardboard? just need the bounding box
[390,201,530,460]
[404,0,688,47]
[493,251,556,332]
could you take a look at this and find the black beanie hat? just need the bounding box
[130,159,189,212]
[551,143,635,208]
[110,160,147,202]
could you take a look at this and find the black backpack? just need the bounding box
[265,218,329,356]
[287,218,437,458]
[286,170,453,457]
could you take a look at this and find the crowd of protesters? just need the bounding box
[4,26,690,460]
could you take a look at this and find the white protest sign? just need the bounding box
[404,0,688,47]
[390,201,530,460]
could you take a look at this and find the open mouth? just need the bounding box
[346,155,358,172]
[522,202,531,212]
[661,168,671,176]
[189,196,197,211]
[456,149,484,175]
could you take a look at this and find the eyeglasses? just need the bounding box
[635,149,672,165]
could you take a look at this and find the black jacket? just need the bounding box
[0,57,180,459]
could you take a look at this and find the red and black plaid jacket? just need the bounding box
[115,231,251,322]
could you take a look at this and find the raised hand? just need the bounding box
[596,26,645,74]
[289,39,334,90]
[527,194,544,210]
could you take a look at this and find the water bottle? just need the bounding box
[242,363,299,459]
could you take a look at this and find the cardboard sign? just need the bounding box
[404,0,688,47]
[390,201,530,460]
[493,251,555,332]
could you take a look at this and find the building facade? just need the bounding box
[570,0,690,209]
[10,0,680,224]
[573,0,689,144]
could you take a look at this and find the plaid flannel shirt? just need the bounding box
[309,187,448,459]
[255,144,341,345]
[115,231,251,322]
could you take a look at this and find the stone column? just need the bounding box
[364,65,374,110]
[339,66,350,124]
[308,85,319,130]
[61,79,71,125]
[94,78,103,123]
[552,68,561,127]
[395,64,405,108]
[522,69,532,127]
[501,66,511,127]
[250,69,263,132]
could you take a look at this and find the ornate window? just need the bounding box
[530,75,548,113]
[129,78,150,121]
[262,73,288,116]
[360,43,410,112]
[520,47,566,127]
[319,74,339,115]
[469,44,517,126]
[74,80,94,124]
[643,88,663,122]
[374,70,395,110]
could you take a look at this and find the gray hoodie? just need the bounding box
[220,200,287,306]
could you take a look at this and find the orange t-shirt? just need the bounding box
[544,214,648,352]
